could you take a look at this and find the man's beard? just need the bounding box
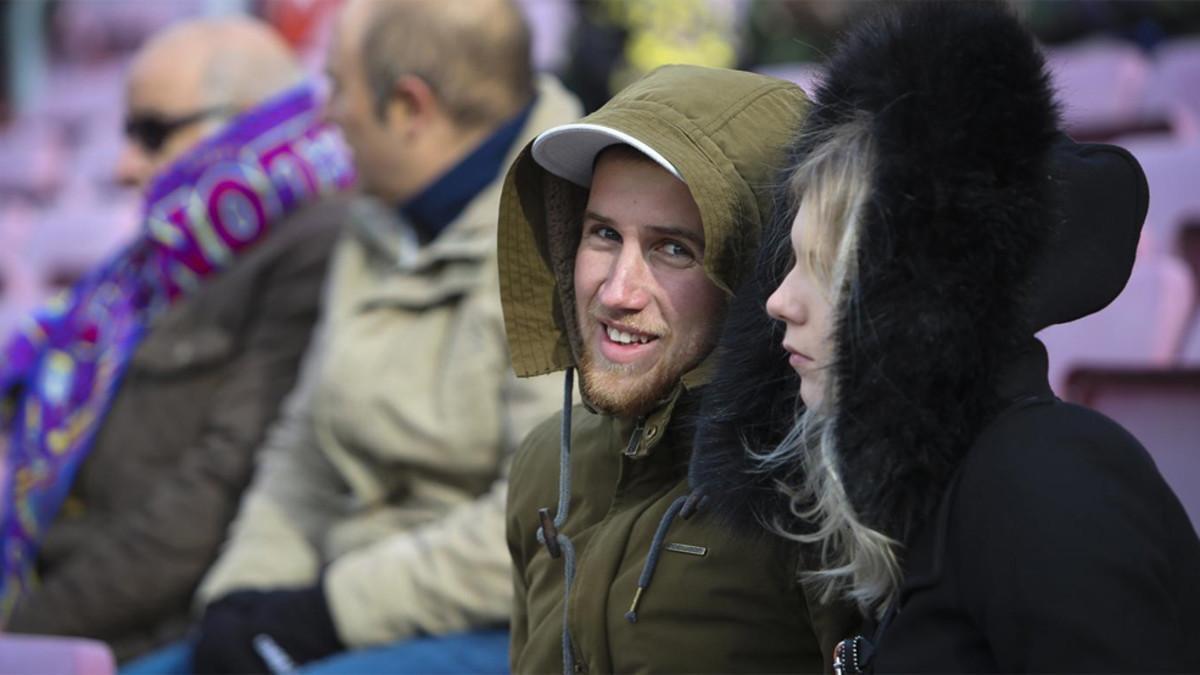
[574,313,715,419]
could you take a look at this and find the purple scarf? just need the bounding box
[0,83,354,619]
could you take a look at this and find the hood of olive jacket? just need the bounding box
[498,64,809,392]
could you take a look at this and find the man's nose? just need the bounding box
[598,244,652,311]
[115,140,151,190]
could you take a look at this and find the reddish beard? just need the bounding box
[574,302,715,418]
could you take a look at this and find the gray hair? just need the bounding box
[751,117,902,616]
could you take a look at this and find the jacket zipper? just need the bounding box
[623,418,645,458]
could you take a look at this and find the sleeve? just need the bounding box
[506,429,539,673]
[195,232,366,607]
[957,408,1193,672]
[509,552,531,673]
[320,369,563,648]
[194,315,347,607]
[6,222,337,639]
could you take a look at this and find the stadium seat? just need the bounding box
[1045,39,1162,140]
[0,634,115,675]
[1040,253,1195,393]
[1066,368,1200,535]
[1143,35,1200,135]
[26,194,139,294]
[1117,137,1200,260]
[0,118,67,200]
[32,60,127,132]
[1178,224,1200,363]
[754,62,824,99]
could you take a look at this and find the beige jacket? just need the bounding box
[198,77,581,647]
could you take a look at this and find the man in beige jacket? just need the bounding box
[179,0,580,672]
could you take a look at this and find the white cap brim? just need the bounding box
[530,123,684,188]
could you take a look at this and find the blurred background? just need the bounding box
[1,0,1197,516]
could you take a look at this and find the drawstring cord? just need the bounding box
[536,369,710,668]
[625,490,708,623]
[536,367,577,675]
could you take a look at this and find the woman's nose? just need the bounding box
[766,272,805,325]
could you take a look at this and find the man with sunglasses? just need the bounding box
[2,18,352,663]
[174,0,581,673]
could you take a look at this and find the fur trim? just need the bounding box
[693,1,1060,545]
[689,168,804,532]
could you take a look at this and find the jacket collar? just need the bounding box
[896,340,1056,599]
[400,100,534,241]
[612,353,717,459]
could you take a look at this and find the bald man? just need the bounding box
[177,0,581,672]
[3,18,349,661]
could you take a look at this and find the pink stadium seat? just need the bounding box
[73,114,126,195]
[1178,225,1200,364]
[754,62,825,100]
[1040,253,1195,394]
[1066,369,1200,535]
[0,118,68,200]
[26,194,139,293]
[0,634,115,675]
[0,200,39,340]
[1116,137,1200,260]
[33,60,126,130]
[517,0,577,73]
[1143,36,1200,133]
[1044,39,1160,140]
[53,0,202,61]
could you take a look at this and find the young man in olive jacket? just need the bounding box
[499,65,858,674]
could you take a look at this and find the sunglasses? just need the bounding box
[123,106,230,153]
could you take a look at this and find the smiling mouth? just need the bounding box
[603,322,659,345]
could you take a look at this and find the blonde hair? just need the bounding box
[751,116,903,616]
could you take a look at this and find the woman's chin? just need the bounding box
[799,379,823,411]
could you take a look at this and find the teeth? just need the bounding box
[606,326,652,345]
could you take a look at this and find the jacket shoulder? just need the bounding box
[942,400,1200,670]
[247,195,351,260]
[958,400,1162,509]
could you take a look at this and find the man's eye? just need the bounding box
[592,225,620,242]
[661,241,693,259]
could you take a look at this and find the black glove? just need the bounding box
[193,590,273,674]
[193,584,344,674]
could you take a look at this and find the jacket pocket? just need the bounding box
[129,325,236,376]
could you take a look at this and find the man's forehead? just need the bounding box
[587,153,704,238]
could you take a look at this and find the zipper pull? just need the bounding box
[623,418,645,458]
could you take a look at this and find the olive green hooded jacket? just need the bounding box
[499,65,858,674]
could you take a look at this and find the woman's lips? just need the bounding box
[783,344,814,371]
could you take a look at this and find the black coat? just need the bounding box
[691,3,1200,672]
[868,343,1200,672]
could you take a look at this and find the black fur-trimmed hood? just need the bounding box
[692,2,1126,544]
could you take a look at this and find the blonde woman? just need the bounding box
[691,2,1200,672]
